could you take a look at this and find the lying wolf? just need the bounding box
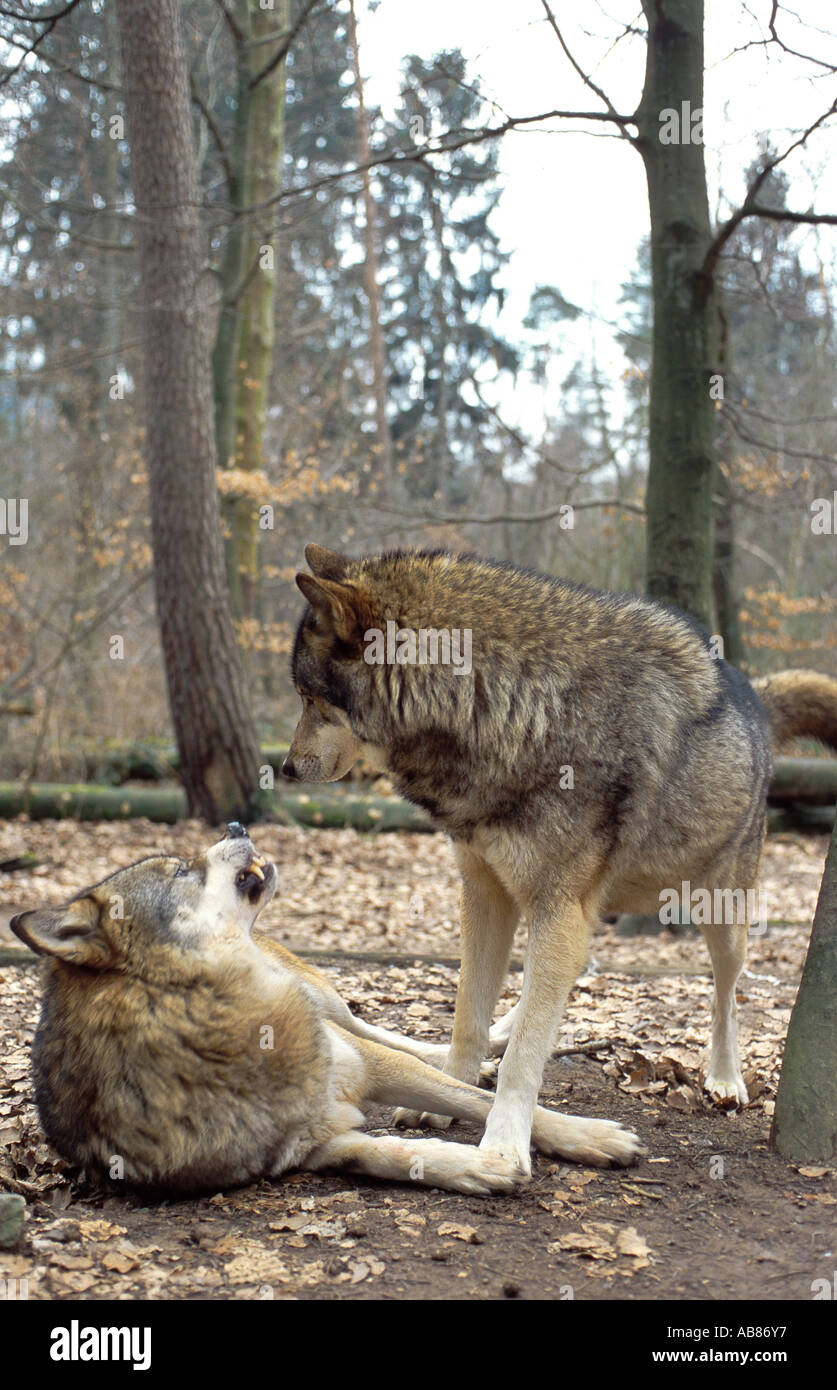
[11,826,640,1193]
[284,543,837,1180]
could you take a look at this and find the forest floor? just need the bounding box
[1,817,835,1302]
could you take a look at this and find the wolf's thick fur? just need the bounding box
[286,544,837,1179]
[11,829,640,1193]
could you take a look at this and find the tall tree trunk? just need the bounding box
[115,0,264,822]
[771,817,837,1161]
[212,0,251,477]
[226,0,289,623]
[636,0,719,627]
[346,0,393,492]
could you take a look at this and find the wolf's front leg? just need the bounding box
[393,847,518,1128]
[699,919,749,1105]
[480,895,590,1177]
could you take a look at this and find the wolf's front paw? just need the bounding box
[704,1070,748,1107]
[442,1145,527,1195]
[532,1111,643,1167]
[478,1132,532,1181]
[393,1107,453,1130]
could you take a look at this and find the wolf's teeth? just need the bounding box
[248,862,265,881]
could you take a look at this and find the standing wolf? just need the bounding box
[286,544,837,1179]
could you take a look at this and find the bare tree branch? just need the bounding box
[0,2,82,19]
[248,0,321,90]
[0,0,85,88]
[744,203,837,227]
[377,498,645,526]
[0,177,133,250]
[767,0,837,73]
[540,0,638,146]
[722,401,837,467]
[211,0,244,46]
[242,105,637,217]
[190,72,234,193]
[702,97,837,279]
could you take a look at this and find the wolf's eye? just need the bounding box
[174,861,189,877]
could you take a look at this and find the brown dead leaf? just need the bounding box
[665,1084,701,1112]
[223,1247,291,1285]
[549,1232,616,1261]
[49,1251,93,1270]
[78,1218,126,1241]
[615,1226,653,1261]
[437,1221,481,1244]
[348,1256,384,1284]
[101,1250,138,1274]
[269,1214,309,1232]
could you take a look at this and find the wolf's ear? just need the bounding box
[296,573,368,641]
[10,896,112,968]
[304,544,351,580]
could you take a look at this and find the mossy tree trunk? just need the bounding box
[221,0,290,624]
[212,0,251,480]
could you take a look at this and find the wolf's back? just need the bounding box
[752,670,837,753]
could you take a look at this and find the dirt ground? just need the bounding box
[1,818,835,1302]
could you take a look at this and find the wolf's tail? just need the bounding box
[752,669,837,753]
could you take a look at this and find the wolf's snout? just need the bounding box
[226,822,248,839]
[282,758,299,781]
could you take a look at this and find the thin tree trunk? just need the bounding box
[771,817,837,1161]
[212,0,251,476]
[347,0,393,492]
[115,0,264,822]
[636,0,719,626]
[227,0,289,623]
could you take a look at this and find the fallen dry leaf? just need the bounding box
[78,1219,126,1241]
[615,1226,653,1261]
[101,1250,138,1274]
[549,1232,616,1261]
[437,1222,481,1244]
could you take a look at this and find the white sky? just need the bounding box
[356,0,837,439]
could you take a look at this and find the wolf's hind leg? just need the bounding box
[488,1000,519,1056]
[333,1011,448,1068]
[303,1130,521,1195]
[394,848,518,1128]
[353,1028,641,1168]
[700,918,749,1105]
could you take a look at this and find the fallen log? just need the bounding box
[0,783,434,831]
[767,804,835,834]
[0,783,187,822]
[0,775,831,834]
[768,757,837,807]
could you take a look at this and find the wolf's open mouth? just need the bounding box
[235,853,270,904]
